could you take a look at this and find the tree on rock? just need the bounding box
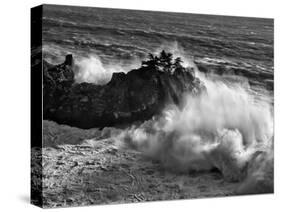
[141,50,184,74]
[141,53,160,70]
[173,57,183,69]
[159,50,173,72]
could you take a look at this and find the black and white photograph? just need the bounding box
[30,3,274,209]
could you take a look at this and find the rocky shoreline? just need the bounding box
[43,52,205,129]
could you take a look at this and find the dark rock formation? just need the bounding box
[43,54,205,129]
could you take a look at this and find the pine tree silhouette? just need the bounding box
[173,57,183,69]
[142,53,160,69]
[141,50,184,73]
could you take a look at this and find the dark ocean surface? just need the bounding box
[42,4,273,97]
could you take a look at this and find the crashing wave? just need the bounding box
[115,69,273,193]
[42,48,273,195]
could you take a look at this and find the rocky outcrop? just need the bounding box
[43,54,205,129]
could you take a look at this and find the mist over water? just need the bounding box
[115,72,273,192]
[96,48,273,193]
[71,46,273,162]
[74,55,114,84]
[73,54,142,85]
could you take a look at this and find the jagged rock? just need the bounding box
[43,54,205,129]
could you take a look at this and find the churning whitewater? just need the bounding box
[70,50,273,193]
[114,59,273,192]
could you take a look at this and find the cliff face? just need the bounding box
[43,55,205,129]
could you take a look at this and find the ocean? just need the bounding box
[37,5,274,207]
[42,4,273,74]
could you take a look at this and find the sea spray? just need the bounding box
[116,67,273,193]
[73,54,141,84]
[50,47,273,193]
[73,42,195,85]
[74,55,113,84]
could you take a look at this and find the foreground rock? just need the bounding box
[43,53,205,129]
[31,120,272,207]
[32,121,236,208]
